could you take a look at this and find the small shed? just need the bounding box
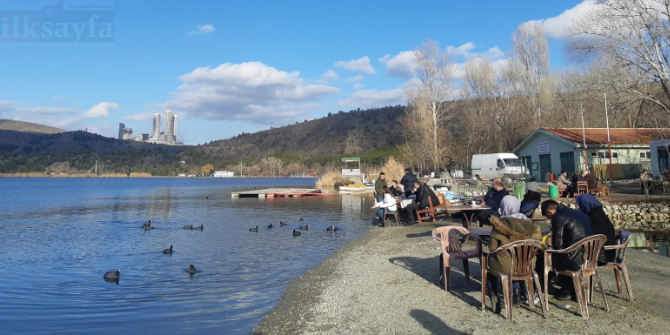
[514,128,667,181]
[213,171,234,178]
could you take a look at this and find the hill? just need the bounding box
[196,105,405,160]
[0,119,65,134]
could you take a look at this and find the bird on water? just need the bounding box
[104,270,121,281]
[326,226,340,232]
[268,223,274,228]
[280,221,287,227]
[194,225,204,230]
[299,224,309,230]
[187,264,197,275]
[299,217,304,222]
[163,245,173,254]
[292,230,301,236]
[183,225,193,229]
[141,220,153,229]
[249,226,259,232]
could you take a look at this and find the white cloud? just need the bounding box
[51,96,65,101]
[187,24,215,35]
[525,0,598,39]
[315,69,339,83]
[353,83,364,90]
[83,102,119,119]
[334,56,375,74]
[447,42,476,57]
[345,75,364,82]
[379,51,416,79]
[159,61,340,124]
[338,88,405,108]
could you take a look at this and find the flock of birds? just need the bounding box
[103,216,341,283]
[248,217,340,236]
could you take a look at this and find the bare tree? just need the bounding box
[568,0,670,115]
[402,39,456,172]
[238,161,245,176]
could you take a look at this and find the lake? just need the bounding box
[0,178,375,334]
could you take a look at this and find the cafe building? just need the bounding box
[513,128,667,182]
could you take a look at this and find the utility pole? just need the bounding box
[605,93,614,187]
[581,103,588,171]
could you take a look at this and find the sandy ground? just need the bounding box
[254,218,670,335]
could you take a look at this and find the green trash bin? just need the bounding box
[513,183,526,201]
[549,184,559,198]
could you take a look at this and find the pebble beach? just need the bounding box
[254,219,670,335]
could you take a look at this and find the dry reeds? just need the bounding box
[316,170,344,189]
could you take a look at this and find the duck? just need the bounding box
[186,264,197,275]
[280,221,287,227]
[103,270,121,280]
[163,245,173,254]
[183,225,193,229]
[194,225,204,230]
[299,217,304,222]
[268,223,274,228]
[292,230,301,236]
[326,226,340,232]
[249,226,259,232]
[141,220,152,229]
[299,224,309,230]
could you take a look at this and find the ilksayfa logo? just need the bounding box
[0,0,114,44]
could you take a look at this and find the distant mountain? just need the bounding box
[196,105,406,161]
[0,119,65,134]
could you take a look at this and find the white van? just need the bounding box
[471,153,528,180]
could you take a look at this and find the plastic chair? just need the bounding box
[382,207,400,227]
[576,181,589,195]
[601,231,634,302]
[432,226,482,292]
[481,240,547,321]
[545,234,608,319]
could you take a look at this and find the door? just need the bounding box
[560,152,575,174]
[539,154,552,182]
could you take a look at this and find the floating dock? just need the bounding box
[231,188,335,198]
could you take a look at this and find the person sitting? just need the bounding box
[486,195,542,312]
[541,199,593,301]
[405,181,439,223]
[520,180,541,217]
[575,194,616,264]
[664,168,670,182]
[389,180,403,197]
[582,169,597,191]
[475,178,509,226]
[556,171,570,192]
[400,168,418,198]
[371,186,397,225]
[568,171,582,197]
[640,169,653,194]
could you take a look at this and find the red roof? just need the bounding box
[541,128,668,145]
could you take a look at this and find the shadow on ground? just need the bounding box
[410,309,470,335]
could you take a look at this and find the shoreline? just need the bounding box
[254,219,670,335]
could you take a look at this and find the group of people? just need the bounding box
[553,169,597,197]
[372,168,442,224]
[483,192,617,313]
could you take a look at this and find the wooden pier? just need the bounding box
[231,188,335,198]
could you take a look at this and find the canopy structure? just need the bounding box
[341,157,361,178]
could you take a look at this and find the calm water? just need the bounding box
[0,178,375,334]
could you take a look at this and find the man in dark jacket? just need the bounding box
[474,178,509,226]
[405,181,439,223]
[400,168,418,197]
[374,172,386,202]
[541,199,593,301]
[581,169,597,190]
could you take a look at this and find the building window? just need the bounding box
[640,151,651,160]
[591,151,618,160]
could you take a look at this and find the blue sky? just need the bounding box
[0,0,589,145]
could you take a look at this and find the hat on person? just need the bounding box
[526,181,540,192]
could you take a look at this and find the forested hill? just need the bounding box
[196,105,406,160]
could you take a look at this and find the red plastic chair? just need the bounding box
[481,240,547,321]
[432,226,482,292]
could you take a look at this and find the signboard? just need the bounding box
[342,168,361,176]
[537,141,550,153]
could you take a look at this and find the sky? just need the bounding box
[0,0,593,145]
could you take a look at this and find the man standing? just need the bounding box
[541,199,594,301]
[374,172,387,202]
[400,168,418,197]
[475,178,509,226]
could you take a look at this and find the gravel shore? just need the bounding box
[254,218,670,335]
